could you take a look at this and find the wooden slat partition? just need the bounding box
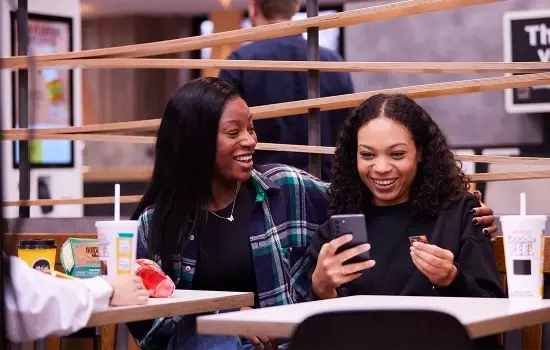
[4,169,550,207]
[1,0,501,69]
[5,71,550,139]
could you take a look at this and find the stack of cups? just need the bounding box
[96,184,139,277]
[499,193,546,300]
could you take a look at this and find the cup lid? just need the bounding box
[95,220,139,227]
[18,239,57,249]
[499,215,548,222]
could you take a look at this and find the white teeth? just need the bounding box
[374,179,397,186]
[234,155,252,162]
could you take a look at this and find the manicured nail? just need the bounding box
[472,218,478,224]
[474,190,481,195]
[483,228,489,235]
[470,208,476,214]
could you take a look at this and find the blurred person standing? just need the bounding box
[219,0,354,181]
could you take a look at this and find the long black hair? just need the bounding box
[131,77,240,276]
[329,93,469,218]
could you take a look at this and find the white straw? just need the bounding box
[520,192,526,216]
[114,183,120,221]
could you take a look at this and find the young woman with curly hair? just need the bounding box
[309,93,504,301]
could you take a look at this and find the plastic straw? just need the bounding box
[114,183,120,221]
[520,192,526,216]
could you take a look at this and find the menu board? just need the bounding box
[11,12,74,168]
[503,9,550,114]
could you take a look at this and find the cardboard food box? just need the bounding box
[60,238,101,278]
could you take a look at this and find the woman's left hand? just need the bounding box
[410,242,457,287]
[472,190,497,240]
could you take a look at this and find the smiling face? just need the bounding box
[214,97,257,184]
[356,116,420,206]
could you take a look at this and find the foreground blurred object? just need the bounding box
[5,254,113,343]
[5,254,149,343]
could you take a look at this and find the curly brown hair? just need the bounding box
[328,93,470,218]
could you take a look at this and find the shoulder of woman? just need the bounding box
[442,190,480,216]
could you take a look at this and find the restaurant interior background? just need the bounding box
[5,0,550,220]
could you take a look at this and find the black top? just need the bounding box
[308,192,505,349]
[192,182,259,307]
[219,35,355,181]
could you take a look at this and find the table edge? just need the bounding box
[467,305,550,338]
[86,292,255,327]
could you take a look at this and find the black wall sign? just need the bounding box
[503,9,550,113]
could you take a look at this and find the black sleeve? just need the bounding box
[435,194,505,298]
[307,220,351,299]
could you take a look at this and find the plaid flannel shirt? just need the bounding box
[129,164,330,349]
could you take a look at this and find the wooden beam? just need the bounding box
[15,59,550,73]
[1,0,501,68]
[4,71,550,138]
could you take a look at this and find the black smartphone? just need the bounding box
[330,214,370,265]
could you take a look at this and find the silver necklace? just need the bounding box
[209,182,240,222]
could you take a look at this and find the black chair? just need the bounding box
[288,309,476,350]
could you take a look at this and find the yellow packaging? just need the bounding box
[18,239,57,271]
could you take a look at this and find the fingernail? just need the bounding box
[483,228,489,235]
[470,208,476,214]
[472,218,478,224]
[474,190,481,195]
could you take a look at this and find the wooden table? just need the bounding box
[30,290,253,350]
[196,295,550,339]
[86,289,254,327]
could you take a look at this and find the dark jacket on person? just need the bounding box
[308,192,504,298]
[307,192,505,349]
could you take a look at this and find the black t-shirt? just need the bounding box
[192,182,259,307]
[349,201,437,296]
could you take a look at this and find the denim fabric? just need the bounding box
[168,312,242,350]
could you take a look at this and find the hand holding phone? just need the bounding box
[331,214,370,265]
[311,214,376,299]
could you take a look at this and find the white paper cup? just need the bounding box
[95,220,139,277]
[499,215,546,300]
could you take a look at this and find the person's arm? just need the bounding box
[5,255,113,343]
[434,195,505,298]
